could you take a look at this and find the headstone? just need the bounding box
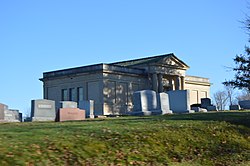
[0,103,7,120]
[60,101,78,108]
[4,109,20,122]
[58,108,85,122]
[132,90,161,115]
[229,105,240,110]
[201,98,212,109]
[31,99,56,121]
[0,103,21,122]
[157,93,172,114]
[79,100,95,118]
[206,106,217,111]
[167,90,194,113]
[191,107,207,113]
[24,117,32,122]
[19,113,23,122]
[238,100,250,109]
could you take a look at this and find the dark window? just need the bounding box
[69,88,76,101]
[62,89,68,101]
[77,87,84,101]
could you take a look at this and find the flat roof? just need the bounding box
[41,63,145,81]
[40,53,190,81]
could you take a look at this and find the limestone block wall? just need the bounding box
[184,76,211,105]
[102,72,148,115]
[43,71,149,115]
[43,72,104,115]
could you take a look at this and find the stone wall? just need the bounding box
[102,71,148,115]
[44,72,104,115]
[185,75,211,105]
[43,67,148,116]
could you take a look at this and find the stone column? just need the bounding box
[175,76,180,90]
[152,73,158,92]
[158,74,163,92]
[168,77,173,90]
[180,76,185,90]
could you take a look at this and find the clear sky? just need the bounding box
[0,0,249,114]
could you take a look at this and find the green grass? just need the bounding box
[0,111,249,166]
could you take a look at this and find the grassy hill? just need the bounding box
[0,111,249,166]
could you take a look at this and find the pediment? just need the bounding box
[110,53,189,70]
[154,55,189,70]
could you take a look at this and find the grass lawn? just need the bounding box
[0,111,249,166]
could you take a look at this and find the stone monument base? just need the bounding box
[58,108,85,122]
[229,105,240,110]
[32,117,55,122]
[191,107,207,113]
[0,120,20,123]
[130,110,164,116]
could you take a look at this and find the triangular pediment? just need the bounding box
[154,55,189,69]
[110,53,189,70]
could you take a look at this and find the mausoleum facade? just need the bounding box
[40,53,211,115]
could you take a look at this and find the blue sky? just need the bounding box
[0,0,248,114]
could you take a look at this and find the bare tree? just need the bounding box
[225,85,236,105]
[213,90,229,110]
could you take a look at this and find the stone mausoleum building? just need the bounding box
[40,53,211,115]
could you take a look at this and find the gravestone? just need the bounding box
[79,100,95,118]
[132,90,161,115]
[201,98,212,109]
[60,101,78,108]
[238,100,250,109]
[157,93,172,114]
[206,106,217,111]
[0,103,21,122]
[31,99,56,121]
[191,107,207,113]
[58,108,85,122]
[0,103,7,120]
[229,105,240,110]
[167,90,194,113]
[4,109,20,122]
[19,113,23,122]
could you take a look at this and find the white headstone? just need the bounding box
[0,103,21,122]
[132,90,161,115]
[191,107,207,112]
[60,101,78,108]
[167,90,194,113]
[3,109,21,122]
[157,93,172,114]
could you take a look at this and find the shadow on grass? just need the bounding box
[164,111,250,128]
[91,111,250,128]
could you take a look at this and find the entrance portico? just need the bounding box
[152,73,185,93]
